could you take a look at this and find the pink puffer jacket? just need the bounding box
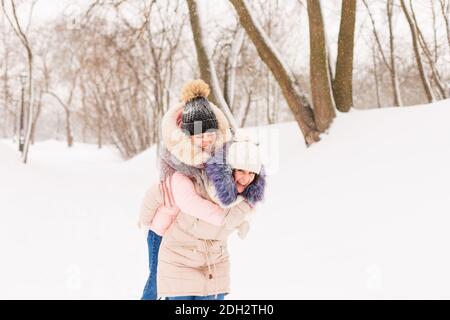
[138,172,225,236]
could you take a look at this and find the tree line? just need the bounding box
[0,0,449,161]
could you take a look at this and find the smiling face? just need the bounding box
[190,131,217,151]
[233,169,256,193]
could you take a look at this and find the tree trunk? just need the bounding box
[21,48,34,164]
[2,0,35,163]
[229,0,320,145]
[18,85,25,152]
[400,0,435,103]
[371,40,381,108]
[438,0,450,51]
[430,0,439,63]
[2,52,10,138]
[410,1,447,99]
[386,0,403,106]
[97,115,102,149]
[81,86,88,143]
[266,70,271,124]
[64,108,73,148]
[307,0,336,132]
[332,0,356,112]
[224,27,245,111]
[30,90,43,145]
[186,0,238,133]
[240,94,252,127]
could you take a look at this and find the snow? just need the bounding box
[0,141,156,299]
[1,99,450,299]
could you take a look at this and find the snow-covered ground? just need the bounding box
[1,99,450,299]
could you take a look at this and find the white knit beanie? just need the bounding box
[227,132,262,174]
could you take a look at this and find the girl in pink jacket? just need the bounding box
[139,136,266,300]
[139,80,232,300]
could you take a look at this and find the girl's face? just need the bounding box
[191,131,217,151]
[233,169,256,193]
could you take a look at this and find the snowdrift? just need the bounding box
[1,99,449,299]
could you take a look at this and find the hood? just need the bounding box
[161,102,232,166]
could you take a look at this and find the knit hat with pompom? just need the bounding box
[181,79,218,136]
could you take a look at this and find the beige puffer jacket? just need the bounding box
[157,180,254,298]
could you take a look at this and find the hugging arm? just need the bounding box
[171,172,225,226]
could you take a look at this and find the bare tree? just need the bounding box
[46,71,79,148]
[386,0,404,106]
[1,0,35,163]
[229,0,320,145]
[143,0,186,144]
[362,0,403,106]
[371,38,382,108]
[30,34,52,145]
[0,20,13,138]
[430,0,439,63]
[258,0,284,126]
[219,1,287,127]
[186,0,237,133]
[400,0,435,103]
[58,0,189,158]
[223,26,245,111]
[239,76,253,127]
[332,0,356,112]
[30,84,43,145]
[438,0,450,51]
[409,1,447,99]
[307,0,336,132]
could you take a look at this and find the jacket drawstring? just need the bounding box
[203,239,219,298]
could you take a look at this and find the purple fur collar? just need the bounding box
[241,165,266,205]
[204,144,238,206]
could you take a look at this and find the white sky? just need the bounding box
[13,0,88,26]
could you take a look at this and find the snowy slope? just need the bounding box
[0,142,157,299]
[1,99,450,299]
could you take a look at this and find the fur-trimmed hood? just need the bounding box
[161,103,232,167]
[205,143,266,207]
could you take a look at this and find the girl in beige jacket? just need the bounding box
[139,79,232,300]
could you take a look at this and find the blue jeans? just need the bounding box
[141,230,162,300]
[166,294,226,300]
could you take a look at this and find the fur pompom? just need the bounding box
[181,79,210,103]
